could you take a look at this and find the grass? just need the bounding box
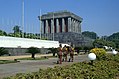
[16,55,57,60]
[17,57,48,60]
[0,60,18,64]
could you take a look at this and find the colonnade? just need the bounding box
[41,17,81,34]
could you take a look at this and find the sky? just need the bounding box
[0,0,119,36]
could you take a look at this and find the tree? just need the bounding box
[107,32,119,48]
[0,47,9,56]
[26,47,40,59]
[82,31,98,39]
[106,41,116,48]
[48,48,58,56]
[13,25,22,34]
[93,39,106,48]
[0,30,7,36]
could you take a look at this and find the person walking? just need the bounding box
[69,46,75,62]
[57,44,63,64]
[62,45,68,62]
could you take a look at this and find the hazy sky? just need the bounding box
[0,0,119,36]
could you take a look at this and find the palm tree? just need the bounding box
[12,25,22,37]
[26,47,40,59]
[0,47,9,56]
[13,26,22,33]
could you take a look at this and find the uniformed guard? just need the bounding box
[62,45,68,62]
[57,44,62,64]
[69,46,75,62]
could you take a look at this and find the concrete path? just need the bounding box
[0,55,89,79]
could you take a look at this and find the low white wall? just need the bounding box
[0,36,59,48]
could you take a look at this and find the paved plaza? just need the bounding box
[0,55,89,78]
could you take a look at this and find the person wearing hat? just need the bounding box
[57,44,63,64]
[69,45,75,62]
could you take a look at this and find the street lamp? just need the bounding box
[112,49,117,55]
[22,0,24,38]
[88,53,96,65]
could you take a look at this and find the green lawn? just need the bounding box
[0,60,18,64]
[17,56,57,60]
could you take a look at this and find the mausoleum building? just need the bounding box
[38,11,92,47]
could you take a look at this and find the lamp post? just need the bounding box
[22,0,24,38]
[40,9,42,39]
[88,53,96,65]
[112,49,117,55]
[53,12,54,41]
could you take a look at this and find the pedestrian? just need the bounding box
[69,46,74,62]
[57,44,62,64]
[62,45,68,62]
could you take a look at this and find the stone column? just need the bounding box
[41,21,44,34]
[76,21,78,33]
[46,20,48,34]
[56,19,59,33]
[75,20,78,33]
[74,20,76,32]
[51,19,53,33]
[68,18,71,32]
[77,21,81,33]
[62,18,65,32]
[71,19,74,32]
[79,21,81,33]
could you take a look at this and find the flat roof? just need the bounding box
[38,10,83,22]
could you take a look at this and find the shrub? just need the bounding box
[116,48,119,52]
[26,47,40,59]
[0,47,9,56]
[90,48,106,60]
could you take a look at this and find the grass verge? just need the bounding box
[16,55,57,60]
[0,60,18,64]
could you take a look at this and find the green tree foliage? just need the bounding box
[48,48,58,56]
[93,39,106,48]
[82,31,98,39]
[26,47,40,59]
[12,25,22,37]
[107,32,119,48]
[13,25,22,34]
[93,39,116,48]
[7,33,15,37]
[0,47,9,56]
[0,30,7,36]
[106,41,116,48]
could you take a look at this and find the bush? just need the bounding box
[90,48,106,60]
[0,47,9,56]
[116,48,119,52]
[26,47,40,59]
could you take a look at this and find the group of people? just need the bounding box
[57,44,75,64]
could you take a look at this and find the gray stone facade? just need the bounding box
[38,10,83,34]
[38,10,92,47]
[41,32,93,47]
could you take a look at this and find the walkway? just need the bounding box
[0,55,89,78]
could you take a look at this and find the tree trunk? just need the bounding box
[32,54,35,59]
[53,52,56,56]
